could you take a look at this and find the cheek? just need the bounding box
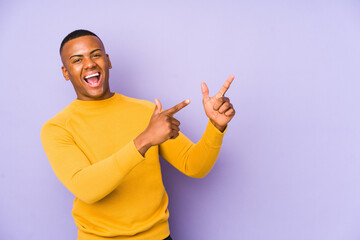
[98,59,109,68]
[68,65,82,77]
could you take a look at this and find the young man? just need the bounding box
[41,30,235,240]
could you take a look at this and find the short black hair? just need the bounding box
[60,29,101,54]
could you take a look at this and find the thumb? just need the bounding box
[154,98,162,115]
[201,82,210,101]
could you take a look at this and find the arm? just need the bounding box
[41,99,190,204]
[41,122,145,204]
[159,120,226,178]
[160,75,236,178]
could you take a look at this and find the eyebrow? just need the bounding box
[69,49,102,60]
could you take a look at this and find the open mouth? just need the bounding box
[84,72,101,87]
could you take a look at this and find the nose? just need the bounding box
[84,57,96,69]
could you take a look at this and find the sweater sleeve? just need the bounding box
[159,120,227,178]
[40,122,145,204]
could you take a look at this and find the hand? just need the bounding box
[134,98,190,156]
[201,75,236,132]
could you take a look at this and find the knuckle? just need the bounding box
[166,128,172,135]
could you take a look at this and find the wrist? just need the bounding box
[134,131,153,156]
[210,119,227,132]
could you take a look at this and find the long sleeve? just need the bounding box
[41,122,145,204]
[159,120,226,178]
[40,93,184,239]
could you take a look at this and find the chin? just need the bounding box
[88,89,110,100]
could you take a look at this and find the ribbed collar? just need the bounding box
[71,92,121,109]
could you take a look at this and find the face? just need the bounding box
[61,35,113,101]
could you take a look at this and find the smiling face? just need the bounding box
[60,35,113,101]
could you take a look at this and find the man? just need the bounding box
[41,29,235,240]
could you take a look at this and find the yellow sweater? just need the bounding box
[41,93,225,240]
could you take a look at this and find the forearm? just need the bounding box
[41,121,145,204]
[160,120,226,178]
[66,141,144,204]
[183,121,226,177]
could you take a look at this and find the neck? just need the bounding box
[77,91,115,101]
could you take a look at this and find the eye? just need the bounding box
[93,54,101,58]
[73,58,81,64]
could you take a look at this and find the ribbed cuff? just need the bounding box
[202,120,227,148]
[113,141,145,173]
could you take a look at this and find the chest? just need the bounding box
[68,108,150,163]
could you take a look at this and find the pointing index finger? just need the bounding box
[163,99,191,116]
[216,75,234,98]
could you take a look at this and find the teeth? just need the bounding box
[84,72,99,79]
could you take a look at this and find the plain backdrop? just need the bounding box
[1,0,360,239]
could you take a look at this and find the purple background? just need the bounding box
[1,1,360,239]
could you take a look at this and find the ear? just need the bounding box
[61,66,70,81]
[106,54,112,69]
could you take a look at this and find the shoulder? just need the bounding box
[118,94,155,113]
[40,103,76,139]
